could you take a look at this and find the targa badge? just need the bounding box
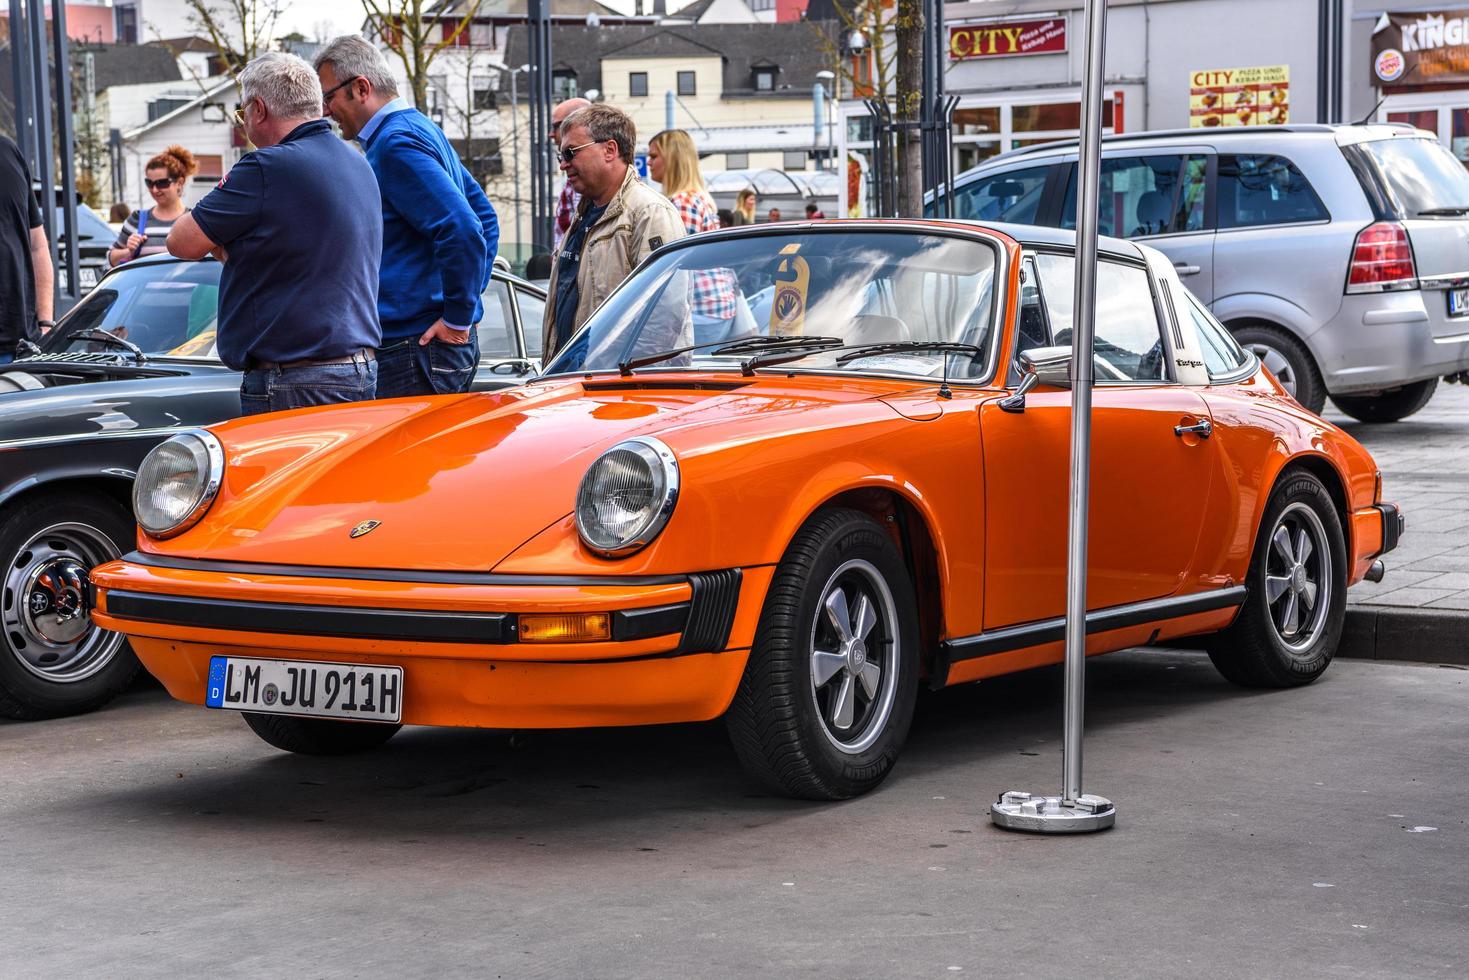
[350,520,381,538]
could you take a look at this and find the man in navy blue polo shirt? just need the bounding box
[166,52,382,416]
[315,36,497,398]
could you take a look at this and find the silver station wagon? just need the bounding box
[940,124,1469,421]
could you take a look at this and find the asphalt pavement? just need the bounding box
[3,649,1465,978]
[1325,382,1469,664]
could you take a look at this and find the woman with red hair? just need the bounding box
[109,145,196,266]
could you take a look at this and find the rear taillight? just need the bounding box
[1346,221,1417,293]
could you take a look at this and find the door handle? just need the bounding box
[1174,418,1212,439]
[1174,263,1202,276]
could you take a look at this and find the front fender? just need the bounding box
[0,429,172,511]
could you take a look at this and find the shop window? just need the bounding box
[678,71,697,97]
[629,72,648,97]
[1012,99,1114,133]
[783,150,808,171]
[1061,154,1208,238]
[726,152,749,169]
[952,106,1000,138]
[1388,110,1438,133]
[950,165,1050,223]
[954,142,1000,176]
[552,71,578,102]
[1215,154,1328,230]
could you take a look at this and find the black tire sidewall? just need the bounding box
[1330,378,1438,423]
[0,491,140,719]
[772,511,921,794]
[1233,325,1326,414]
[1240,474,1347,684]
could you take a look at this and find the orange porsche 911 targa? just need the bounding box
[91,222,1403,800]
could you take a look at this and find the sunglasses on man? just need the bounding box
[144,177,177,190]
[559,138,609,164]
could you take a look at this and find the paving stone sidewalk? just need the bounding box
[1326,381,1469,611]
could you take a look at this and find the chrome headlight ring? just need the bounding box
[132,429,225,540]
[575,436,680,558]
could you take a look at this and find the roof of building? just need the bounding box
[503,20,839,98]
[1,41,183,97]
[120,76,235,141]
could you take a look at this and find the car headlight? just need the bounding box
[575,437,679,557]
[132,430,225,539]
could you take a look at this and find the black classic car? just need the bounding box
[0,253,545,720]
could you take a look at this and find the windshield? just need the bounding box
[1360,137,1469,213]
[45,260,222,358]
[545,230,1000,382]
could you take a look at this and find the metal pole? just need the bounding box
[665,90,675,132]
[25,0,58,284]
[53,0,80,308]
[510,69,522,256]
[991,0,1115,835]
[8,0,33,170]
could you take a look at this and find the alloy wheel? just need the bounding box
[808,558,900,754]
[3,522,124,683]
[1246,341,1297,397]
[1263,502,1332,654]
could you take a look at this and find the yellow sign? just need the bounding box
[1190,65,1289,128]
[770,255,810,336]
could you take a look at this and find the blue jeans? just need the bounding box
[239,355,378,417]
[0,352,12,365]
[376,331,479,399]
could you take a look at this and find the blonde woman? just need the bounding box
[731,188,757,225]
[648,129,738,341]
[110,145,196,266]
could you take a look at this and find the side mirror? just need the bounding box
[997,345,1071,414]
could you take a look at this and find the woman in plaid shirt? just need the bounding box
[648,130,739,341]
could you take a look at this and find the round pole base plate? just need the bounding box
[990,791,1116,834]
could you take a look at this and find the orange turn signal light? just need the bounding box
[517,612,612,643]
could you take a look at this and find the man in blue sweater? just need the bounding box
[316,36,499,398]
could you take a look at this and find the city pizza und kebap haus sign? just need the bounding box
[1372,10,1469,86]
[949,18,1067,60]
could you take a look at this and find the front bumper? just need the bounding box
[90,553,769,729]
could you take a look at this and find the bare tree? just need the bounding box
[176,0,285,86]
[809,1,894,101]
[360,0,487,112]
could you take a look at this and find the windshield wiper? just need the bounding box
[731,336,848,375]
[618,334,844,376]
[73,328,147,364]
[1417,206,1469,216]
[836,342,985,399]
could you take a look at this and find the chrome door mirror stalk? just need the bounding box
[998,370,1040,413]
[999,346,1072,413]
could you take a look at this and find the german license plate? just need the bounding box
[1449,287,1469,317]
[79,266,99,288]
[205,656,402,723]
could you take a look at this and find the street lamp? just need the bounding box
[816,69,835,171]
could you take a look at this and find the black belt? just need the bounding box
[251,348,375,371]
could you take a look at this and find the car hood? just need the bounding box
[0,361,239,443]
[159,375,918,570]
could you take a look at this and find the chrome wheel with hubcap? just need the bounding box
[1264,503,1332,655]
[809,558,900,755]
[3,522,123,683]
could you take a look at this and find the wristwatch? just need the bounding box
[38,319,55,331]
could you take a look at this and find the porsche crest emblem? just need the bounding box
[349,520,381,539]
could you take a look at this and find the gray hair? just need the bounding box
[239,52,323,121]
[314,35,399,98]
[562,104,635,165]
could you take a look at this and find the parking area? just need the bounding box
[3,648,1465,978]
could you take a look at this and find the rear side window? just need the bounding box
[1185,294,1250,377]
[1033,254,1169,382]
[1357,137,1469,215]
[951,166,1050,224]
[1216,154,1328,229]
[1061,155,1208,238]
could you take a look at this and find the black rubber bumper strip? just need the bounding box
[105,590,696,646]
[931,585,1248,689]
[1372,503,1403,556]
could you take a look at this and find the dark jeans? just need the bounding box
[239,355,378,417]
[376,331,479,399]
[0,352,12,365]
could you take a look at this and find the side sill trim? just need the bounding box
[120,551,691,587]
[931,586,1248,688]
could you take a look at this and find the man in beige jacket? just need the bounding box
[542,104,685,362]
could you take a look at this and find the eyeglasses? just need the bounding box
[322,75,361,111]
[559,139,609,164]
[232,107,247,127]
[144,178,175,190]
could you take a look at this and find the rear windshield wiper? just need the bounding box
[1416,206,1469,216]
[619,334,844,375]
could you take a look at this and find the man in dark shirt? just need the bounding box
[167,52,382,415]
[1,136,55,362]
